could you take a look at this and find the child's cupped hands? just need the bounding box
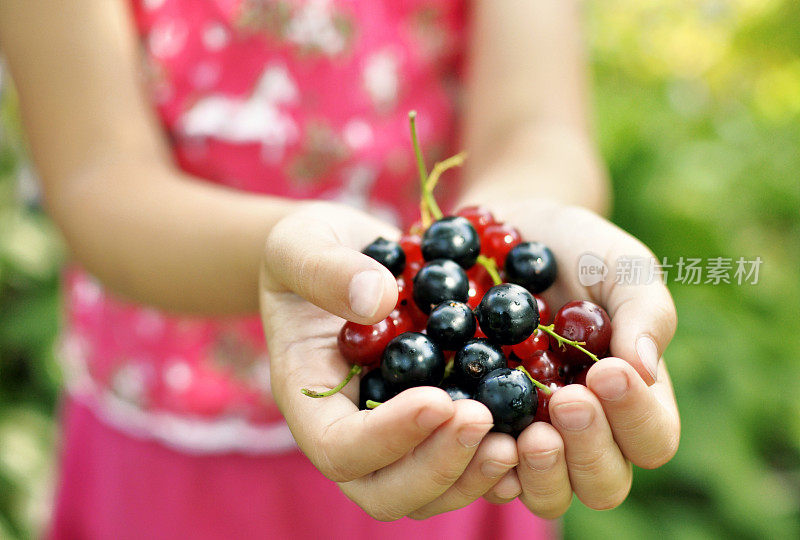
[259,202,518,521]
[259,199,680,521]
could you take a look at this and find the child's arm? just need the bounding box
[3,2,488,519]
[458,1,680,517]
[461,0,610,214]
[0,0,304,315]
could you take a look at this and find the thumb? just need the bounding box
[262,211,399,324]
[607,278,677,386]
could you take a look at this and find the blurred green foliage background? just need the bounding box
[0,0,798,538]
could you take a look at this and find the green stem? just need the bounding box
[366,400,382,409]
[537,324,600,363]
[302,364,362,398]
[423,152,467,220]
[515,365,553,395]
[476,255,502,285]
[408,111,431,227]
[443,357,454,379]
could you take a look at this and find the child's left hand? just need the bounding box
[478,199,680,518]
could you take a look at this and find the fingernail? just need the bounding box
[524,450,559,471]
[552,402,593,431]
[636,335,659,383]
[457,424,492,448]
[349,270,384,318]
[593,370,629,401]
[481,460,514,478]
[416,407,451,431]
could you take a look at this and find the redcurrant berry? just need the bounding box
[552,300,612,363]
[455,205,497,236]
[338,317,397,367]
[510,329,550,362]
[390,307,417,335]
[533,381,564,424]
[521,349,563,384]
[534,295,551,325]
[481,223,521,268]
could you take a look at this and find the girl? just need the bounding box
[0,1,680,538]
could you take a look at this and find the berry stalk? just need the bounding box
[443,357,454,379]
[408,111,432,227]
[537,324,600,362]
[515,365,553,395]
[301,364,362,398]
[476,255,502,285]
[423,152,467,221]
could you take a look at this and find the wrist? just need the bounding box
[459,123,611,216]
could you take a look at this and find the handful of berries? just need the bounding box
[303,112,612,438]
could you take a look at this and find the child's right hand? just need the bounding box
[259,203,520,521]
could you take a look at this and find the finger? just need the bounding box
[262,206,399,324]
[342,399,493,521]
[516,422,573,519]
[597,235,677,385]
[586,357,680,469]
[549,384,632,510]
[606,277,676,384]
[482,469,523,504]
[409,432,518,519]
[282,384,456,483]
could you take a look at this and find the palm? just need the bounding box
[260,203,516,521]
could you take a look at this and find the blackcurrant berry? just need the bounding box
[453,338,507,389]
[421,216,480,268]
[363,237,406,277]
[552,300,612,363]
[358,368,395,410]
[442,384,473,401]
[505,242,558,294]
[476,284,539,345]
[412,259,470,314]
[426,301,477,351]
[474,367,537,435]
[381,332,446,390]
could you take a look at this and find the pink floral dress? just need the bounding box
[51,1,554,538]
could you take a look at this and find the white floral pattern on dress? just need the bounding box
[285,0,347,55]
[179,65,299,155]
[363,48,401,111]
